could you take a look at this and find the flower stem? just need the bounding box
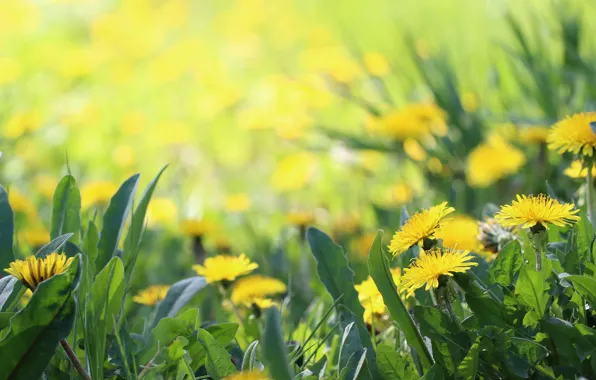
[60,339,91,380]
[587,167,596,235]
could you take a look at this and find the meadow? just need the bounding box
[1,0,596,379]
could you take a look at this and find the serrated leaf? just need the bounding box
[376,344,418,380]
[489,240,523,286]
[457,337,480,379]
[0,185,14,275]
[197,328,237,379]
[566,275,596,305]
[96,173,140,272]
[51,175,81,244]
[515,266,550,327]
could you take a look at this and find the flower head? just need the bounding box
[355,268,402,323]
[548,112,596,157]
[81,180,117,209]
[466,136,526,187]
[147,198,178,226]
[285,211,315,227]
[5,253,74,290]
[231,275,286,308]
[193,254,258,283]
[478,217,518,254]
[132,285,170,306]
[564,160,596,179]
[495,194,580,230]
[388,202,455,256]
[180,219,213,237]
[519,126,549,145]
[225,193,251,213]
[435,215,482,252]
[401,248,477,296]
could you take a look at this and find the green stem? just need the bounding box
[60,339,91,380]
[587,167,596,235]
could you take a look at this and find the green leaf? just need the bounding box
[151,276,207,328]
[505,337,548,378]
[196,328,237,379]
[262,307,294,380]
[464,293,508,328]
[242,340,259,371]
[306,228,379,377]
[96,173,140,272]
[82,221,99,276]
[367,231,433,372]
[457,337,480,380]
[0,276,18,309]
[35,233,74,259]
[376,344,418,380]
[489,240,523,286]
[339,322,363,370]
[51,175,81,244]
[0,311,13,331]
[0,255,80,379]
[142,308,199,363]
[0,185,14,275]
[420,364,445,380]
[515,265,550,327]
[565,275,596,305]
[123,165,168,284]
[339,350,370,380]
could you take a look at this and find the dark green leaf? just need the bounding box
[565,275,596,305]
[368,232,433,372]
[376,344,418,380]
[51,175,81,244]
[457,337,480,380]
[0,255,80,379]
[515,265,550,327]
[196,328,237,379]
[489,240,523,286]
[420,364,445,380]
[96,173,140,272]
[35,233,74,259]
[262,307,294,380]
[152,276,207,328]
[0,186,14,275]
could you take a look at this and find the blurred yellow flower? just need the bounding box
[466,136,526,187]
[548,112,596,157]
[132,285,170,306]
[350,232,377,259]
[435,215,481,252]
[355,268,402,323]
[231,275,287,307]
[403,138,427,161]
[285,211,315,226]
[389,183,414,206]
[401,248,477,296]
[225,193,251,213]
[495,194,580,230]
[367,103,447,141]
[0,57,21,85]
[147,198,178,226]
[5,253,74,290]
[270,152,317,192]
[8,188,36,219]
[461,92,478,113]
[363,52,390,76]
[111,145,136,168]
[427,157,443,174]
[19,225,50,247]
[34,175,58,200]
[564,160,596,178]
[519,126,549,145]
[192,254,258,283]
[180,219,214,237]
[388,202,454,256]
[224,371,270,380]
[3,112,41,139]
[81,180,117,210]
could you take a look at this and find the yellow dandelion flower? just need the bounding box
[285,211,315,227]
[548,112,596,157]
[495,194,580,230]
[270,152,317,192]
[81,180,117,210]
[180,219,213,237]
[34,175,59,200]
[366,103,447,141]
[388,202,455,256]
[225,193,251,213]
[355,268,402,323]
[19,225,50,247]
[132,285,170,306]
[466,136,526,187]
[8,188,36,219]
[5,253,74,290]
[231,275,286,307]
[224,371,270,380]
[564,160,596,179]
[147,198,178,226]
[435,215,482,252]
[519,126,549,145]
[363,52,390,77]
[403,138,427,161]
[350,233,377,259]
[427,157,444,174]
[401,248,477,296]
[192,254,258,283]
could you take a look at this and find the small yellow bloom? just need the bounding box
[225,193,251,213]
[427,157,443,174]
[270,152,317,192]
[548,112,596,157]
[466,136,526,187]
[363,52,390,77]
[564,160,596,179]
[350,233,377,259]
[19,225,50,247]
[34,175,58,200]
[147,198,178,226]
[495,194,580,230]
[388,202,455,256]
[231,275,286,307]
[519,126,549,145]
[367,103,447,141]
[355,268,402,323]
[132,285,170,306]
[461,92,478,113]
[403,138,427,161]
[388,183,414,206]
[5,253,74,290]
[8,188,36,219]
[192,254,258,283]
[285,211,315,227]
[81,180,117,210]
[435,215,482,252]
[401,248,477,296]
[180,219,213,237]
[224,371,270,380]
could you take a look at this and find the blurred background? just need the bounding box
[1,0,595,281]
